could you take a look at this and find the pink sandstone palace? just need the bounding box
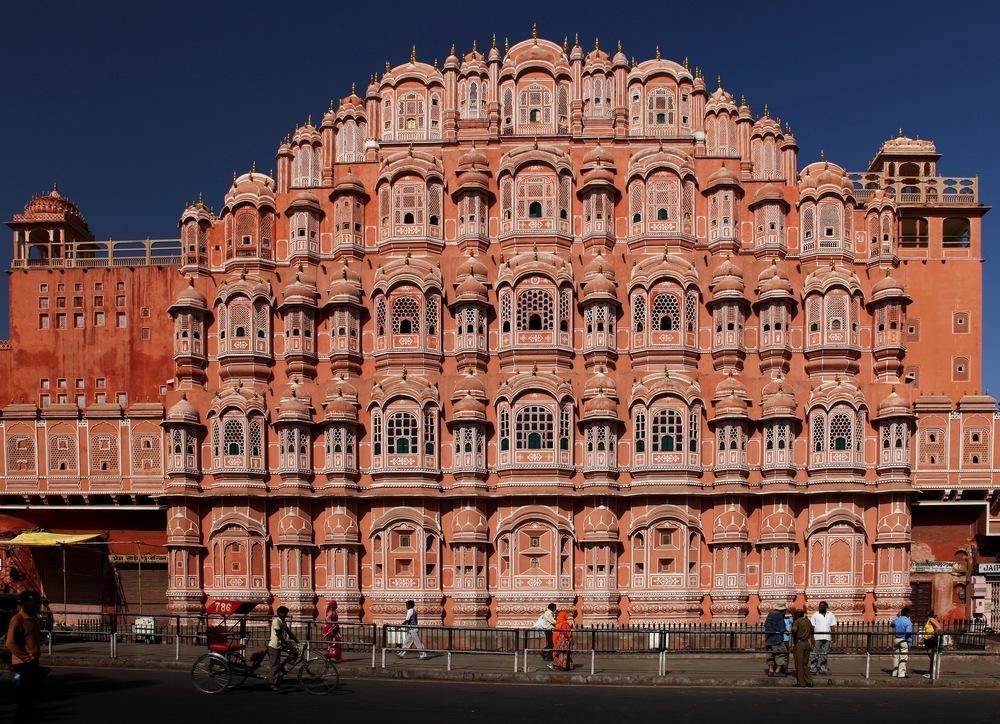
[0,30,996,626]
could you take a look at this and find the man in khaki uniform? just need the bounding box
[789,607,814,688]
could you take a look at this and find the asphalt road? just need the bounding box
[0,666,997,724]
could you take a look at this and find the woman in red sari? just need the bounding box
[322,600,343,662]
[549,611,573,671]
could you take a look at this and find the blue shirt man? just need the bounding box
[892,610,914,644]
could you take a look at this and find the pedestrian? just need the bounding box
[397,599,428,660]
[922,610,942,679]
[267,605,300,690]
[809,600,837,675]
[549,611,574,671]
[763,601,789,677]
[6,589,47,724]
[789,608,814,688]
[532,602,557,660]
[782,606,793,675]
[891,606,913,678]
[322,599,343,663]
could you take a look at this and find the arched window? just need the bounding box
[652,292,680,331]
[811,412,826,453]
[529,201,542,218]
[516,288,554,331]
[830,411,852,451]
[515,405,554,450]
[387,412,418,454]
[651,410,683,452]
[223,418,245,457]
[499,409,510,451]
[634,410,647,453]
[392,296,420,335]
[943,218,971,248]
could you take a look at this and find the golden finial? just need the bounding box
[504,36,510,53]
[250,160,257,173]
[450,42,456,55]
[740,94,746,106]
[532,137,538,150]
[898,127,904,137]
[401,367,408,381]
[763,104,769,118]
[472,39,477,52]
[232,171,237,184]
[618,39,623,53]
[695,66,702,79]
[631,56,637,68]
[716,75,722,89]
[532,363,538,375]
[563,36,569,53]
[492,33,497,49]
[531,22,538,40]
[197,191,203,205]
[433,58,439,69]
[655,45,661,60]
[594,37,600,51]
[575,32,580,47]
[683,56,689,70]
[819,149,825,161]
[328,98,335,112]
[410,45,417,63]
[306,114,312,126]
[385,59,391,72]
[351,82,356,95]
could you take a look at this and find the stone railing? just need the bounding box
[12,239,182,269]
[848,173,978,205]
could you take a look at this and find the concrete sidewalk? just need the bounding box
[27,638,1000,688]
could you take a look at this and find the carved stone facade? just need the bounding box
[1,31,995,626]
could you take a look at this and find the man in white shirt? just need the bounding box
[808,600,837,674]
[533,603,558,660]
[397,599,428,660]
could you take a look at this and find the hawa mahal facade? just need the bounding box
[1,31,996,626]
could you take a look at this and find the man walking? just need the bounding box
[809,600,837,675]
[789,608,814,688]
[6,590,46,723]
[533,603,557,660]
[891,606,914,678]
[398,599,428,659]
[763,601,789,677]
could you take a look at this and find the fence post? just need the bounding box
[175,616,181,660]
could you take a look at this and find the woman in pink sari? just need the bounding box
[549,611,573,671]
[322,600,343,662]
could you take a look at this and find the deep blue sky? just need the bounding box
[2,1,997,386]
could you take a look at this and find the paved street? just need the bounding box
[1,666,998,724]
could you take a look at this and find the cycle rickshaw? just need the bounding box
[190,599,339,694]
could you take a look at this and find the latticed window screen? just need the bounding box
[651,410,683,452]
[393,183,424,225]
[423,410,436,454]
[387,412,418,454]
[829,412,852,451]
[425,295,438,335]
[629,181,643,222]
[689,407,700,452]
[499,409,510,451]
[223,418,245,456]
[392,296,420,334]
[825,294,847,331]
[801,206,816,243]
[131,432,161,472]
[248,419,261,458]
[559,406,571,450]
[6,434,35,473]
[685,293,698,332]
[375,299,387,335]
[428,184,442,226]
[647,88,674,126]
[558,288,571,332]
[500,291,512,332]
[90,433,118,472]
[253,303,268,340]
[632,295,646,332]
[48,433,76,472]
[652,293,680,331]
[634,410,646,452]
[229,299,250,338]
[372,411,382,455]
[516,175,555,220]
[516,288,553,331]
[646,179,679,222]
[919,427,944,465]
[234,208,256,244]
[397,93,425,130]
[379,187,390,228]
[502,87,514,122]
[515,405,554,450]
[518,85,552,125]
[811,413,825,452]
[819,203,841,246]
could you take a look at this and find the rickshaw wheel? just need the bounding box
[298,657,339,695]
[224,652,249,688]
[191,653,232,694]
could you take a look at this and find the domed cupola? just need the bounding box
[168,278,210,386]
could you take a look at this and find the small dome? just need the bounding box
[582,392,618,420]
[749,183,787,208]
[166,395,200,424]
[703,165,742,192]
[327,264,363,306]
[227,169,276,208]
[169,278,208,312]
[875,388,912,420]
[760,378,798,420]
[323,387,359,423]
[452,392,487,421]
[455,275,489,303]
[755,261,794,301]
[583,144,615,166]
[281,271,319,309]
[286,190,323,215]
[709,255,746,299]
[277,391,311,423]
[582,506,619,543]
[871,271,909,302]
[713,508,749,541]
[452,508,489,543]
[760,509,796,543]
[452,370,487,400]
[582,272,617,300]
[22,185,84,220]
[333,169,368,197]
[458,145,490,170]
[877,510,910,541]
[584,369,617,398]
[324,509,360,545]
[799,160,854,198]
[277,510,313,545]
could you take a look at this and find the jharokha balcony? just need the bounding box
[11,238,182,268]
[848,172,979,206]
